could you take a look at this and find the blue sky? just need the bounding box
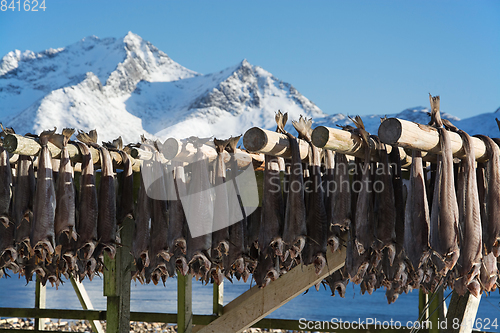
[0,0,498,120]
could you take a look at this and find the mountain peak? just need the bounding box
[123,31,143,46]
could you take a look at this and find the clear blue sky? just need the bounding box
[1,0,498,119]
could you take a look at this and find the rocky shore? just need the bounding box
[0,318,294,332]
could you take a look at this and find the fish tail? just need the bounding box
[213,138,230,154]
[76,130,98,146]
[226,135,242,153]
[38,128,57,146]
[0,123,16,136]
[428,94,442,127]
[292,116,313,141]
[61,128,75,146]
[275,110,288,134]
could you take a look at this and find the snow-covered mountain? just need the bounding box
[0,32,498,144]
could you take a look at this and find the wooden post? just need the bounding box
[197,245,346,333]
[69,277,105,333]
[378,118,488,161]
[428,289,444,333]
[104,251,120,333]
[444,291,481,333]
[103,219,134,333]
[178,272,193,333]
[213,282,224,316]
[419,289,429,327]
[118,217,134,332]
[34,275,46,332]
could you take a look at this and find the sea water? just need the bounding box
[1,274,499,331]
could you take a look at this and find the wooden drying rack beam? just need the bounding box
[243,118,495,165]
[378,118,489,162]
[243,126,412,166]
[2,134,141,172]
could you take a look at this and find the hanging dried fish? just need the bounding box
[428,96,460,275]
[132,176,152,281]
[226,135,249,281]
[166,162,188,276]
[30,129,57,263]
[105,137,134,225]
[253,252,278,288]
[53,129,77,273]
[186,138,213,281]
[325,267,349,298]
[276,111,306,261]
[404,150,431,282]
[352,116,375,255]
[479,252,498,292]
[372,137,396,265]
[211,138,230,263]
[73,140,98,280]
[326,150,351,252]
[294,116,327,275]
[258,154,284,258]
[78,130,117,261]
[147,197,169,285]
[0,133,16,271]
[13,154,35,259]
[475,135,500,257]
[0,141,12,229]
[444,123,482,297]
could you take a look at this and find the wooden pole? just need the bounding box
[419,289,429,327]
[242,127,309,160]
[378,118,488,161]
[103,251,120,332]
[428,289,444,333]
[213,282,224,316]
[311,125,411,163]
[178,272,193,333]
[118,217,134,332]
[34,275,46,332]
[2,133,140,171]
[162,137,263,167]
[445,291,481,333]
[69,277,105,333]
[197,245,346,333]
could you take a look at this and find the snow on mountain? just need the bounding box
[151,59,325,139]
[0,32,498,144]
[1,32,198,142]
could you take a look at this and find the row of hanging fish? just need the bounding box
[1,100,499,302]
[325,96,499,303]
[0,127,128,287]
